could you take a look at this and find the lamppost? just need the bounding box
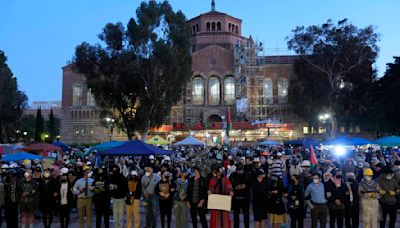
[105,117,115,141]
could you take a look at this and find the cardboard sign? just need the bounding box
[207,194,232,211]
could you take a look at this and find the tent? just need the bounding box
[174,136,206,146]
[53,141,70,152]
[23,143,62,154]
[88,141,126,153]
[284,138,319,146]
[374,136,400,147]
[3,152,44,162]
[97,140,173,156]
[322,136,371,146]
[259,140,281,146]
[146,135,169,145]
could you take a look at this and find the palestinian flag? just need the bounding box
[310,144,318,168]
[225,107,231,145]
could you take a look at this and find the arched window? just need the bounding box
[72,84,83,106]
[208,77,220,105]
[228,23,231,32]
[224,76,235,105]
[206,22,210,31]
[278,78,289,104]
[236,25,239,34]
[211,22,216,31]
[217,22,221,31]
[192,77,204,105]
[263,78,273,104]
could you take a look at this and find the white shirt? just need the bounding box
[60,183,68,205]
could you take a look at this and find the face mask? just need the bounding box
[145,172,151,177]
[44,172,50,178]
[336,175,343,179]
[61,177,68,182]
[365,176,372,182]
[386,175,393,180]
[348,178,355,183]
[24,172,30,179]
[313,179,320,184]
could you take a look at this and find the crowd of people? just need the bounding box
[0,145,400,228]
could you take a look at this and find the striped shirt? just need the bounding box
[269,158,285,179]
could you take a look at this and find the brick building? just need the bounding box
[60,3,306,144]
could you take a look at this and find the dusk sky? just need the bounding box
[1,0,399,104]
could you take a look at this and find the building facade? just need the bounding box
[60,4,306,144]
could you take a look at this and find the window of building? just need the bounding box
[303,126,309,134]
[278,78,288,104]
[192,77,204,105]
[236,25,239,34]
[228,23,231,32]
[196,24,199,32]
[72,84,83,106]
[87,89,95,106]
[208,77,220,105]
[224,76,235,105]
[263,78,273,105]
[192,25,196,34]
[211,22,216,31]
[206,22,210,31]
[217,22,221,31]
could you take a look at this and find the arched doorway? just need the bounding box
[207,114,223,123]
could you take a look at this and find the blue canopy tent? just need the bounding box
[284,138,319,146]
[3,152,44,162]
[174,136,206,146]
[374,136,400,147]
[97,140,173,156]
[259,140,281,146]
[53,141,70,152]
[86,141,126,155]
[322,136,371,146]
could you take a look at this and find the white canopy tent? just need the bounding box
[174,136,206,146]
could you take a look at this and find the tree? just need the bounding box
[368,57,400,136]
[73,1,191,140]
[0,50,27,143]
[15,114,36,142]
[47,109,56,142]
[286,19,379,138]
[34,108,44,142]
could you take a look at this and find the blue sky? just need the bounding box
[1,0,399,104]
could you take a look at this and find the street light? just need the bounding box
[105,117,115,141]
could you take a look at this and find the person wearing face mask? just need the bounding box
[141,166,160,228]
[32,166,42,219]
[358,168,381,228]
[109,165,128,228]
[344,172,359,228]
[305,173,328,228]
[391,160,400,182]
[229,164,250,228]
[57,171,74,228]
[73,166,94,228]
[92,167,110,228]
[187,167,208,228]
[324,169,348,228]
[126,170,142,228]
[288,174,304,228]
[377,168,399,228]
[251,169,268,228]
[18,169,37,228]
[156,171,175,228]
[39,169,55,228]
[174,170,189,228]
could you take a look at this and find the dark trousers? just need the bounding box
[190,202,208,228]
[59,205,71,228]
[233,198,250,228]
[5,201,18,228]
[96,204,110,228]
[311,204,327,228]
[289,209,304,228]
[42,208,53,228]
[328,206,344,228]
[159,199,172,228]
[344,204,359,228]
[380,203,397,228]
[0,206,3,226]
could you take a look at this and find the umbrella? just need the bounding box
[53,141,70,152]
[174,136,206,146]
[3,152,44,162]
[259,140,281,146]
[23,143,62,154]
[146,135,169,145]
[97,140,173,156]
[374,136,400,147]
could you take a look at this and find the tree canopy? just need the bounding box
[0,50,27,143]
[286,19,379,138]
[73,1,191,140]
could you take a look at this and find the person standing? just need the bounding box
[288,174,304,228]
[39,169,55,228]
[4,169,19,228]
[268,178,287,228]
[73,166,94,228]
[325,169,347,228]
[251,169,269,228]
[229,164,250,228]
[208,164,234,228]
[92,167,110,228]
[344,172,359,228]
[110,165,128,228]
[174,170,189,228]
[57,172,74,228]
[126,170,142,228]
[156,171,175,228]
[187,167,208,228]
[0,173,4,227]
[18,169,37,228]
[377,168,399,228]
[358,168,380,228]
[305,173,328,228]
[141,166,160,228]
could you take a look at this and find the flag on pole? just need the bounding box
[225,107,231,145]
[310,144,318,168]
